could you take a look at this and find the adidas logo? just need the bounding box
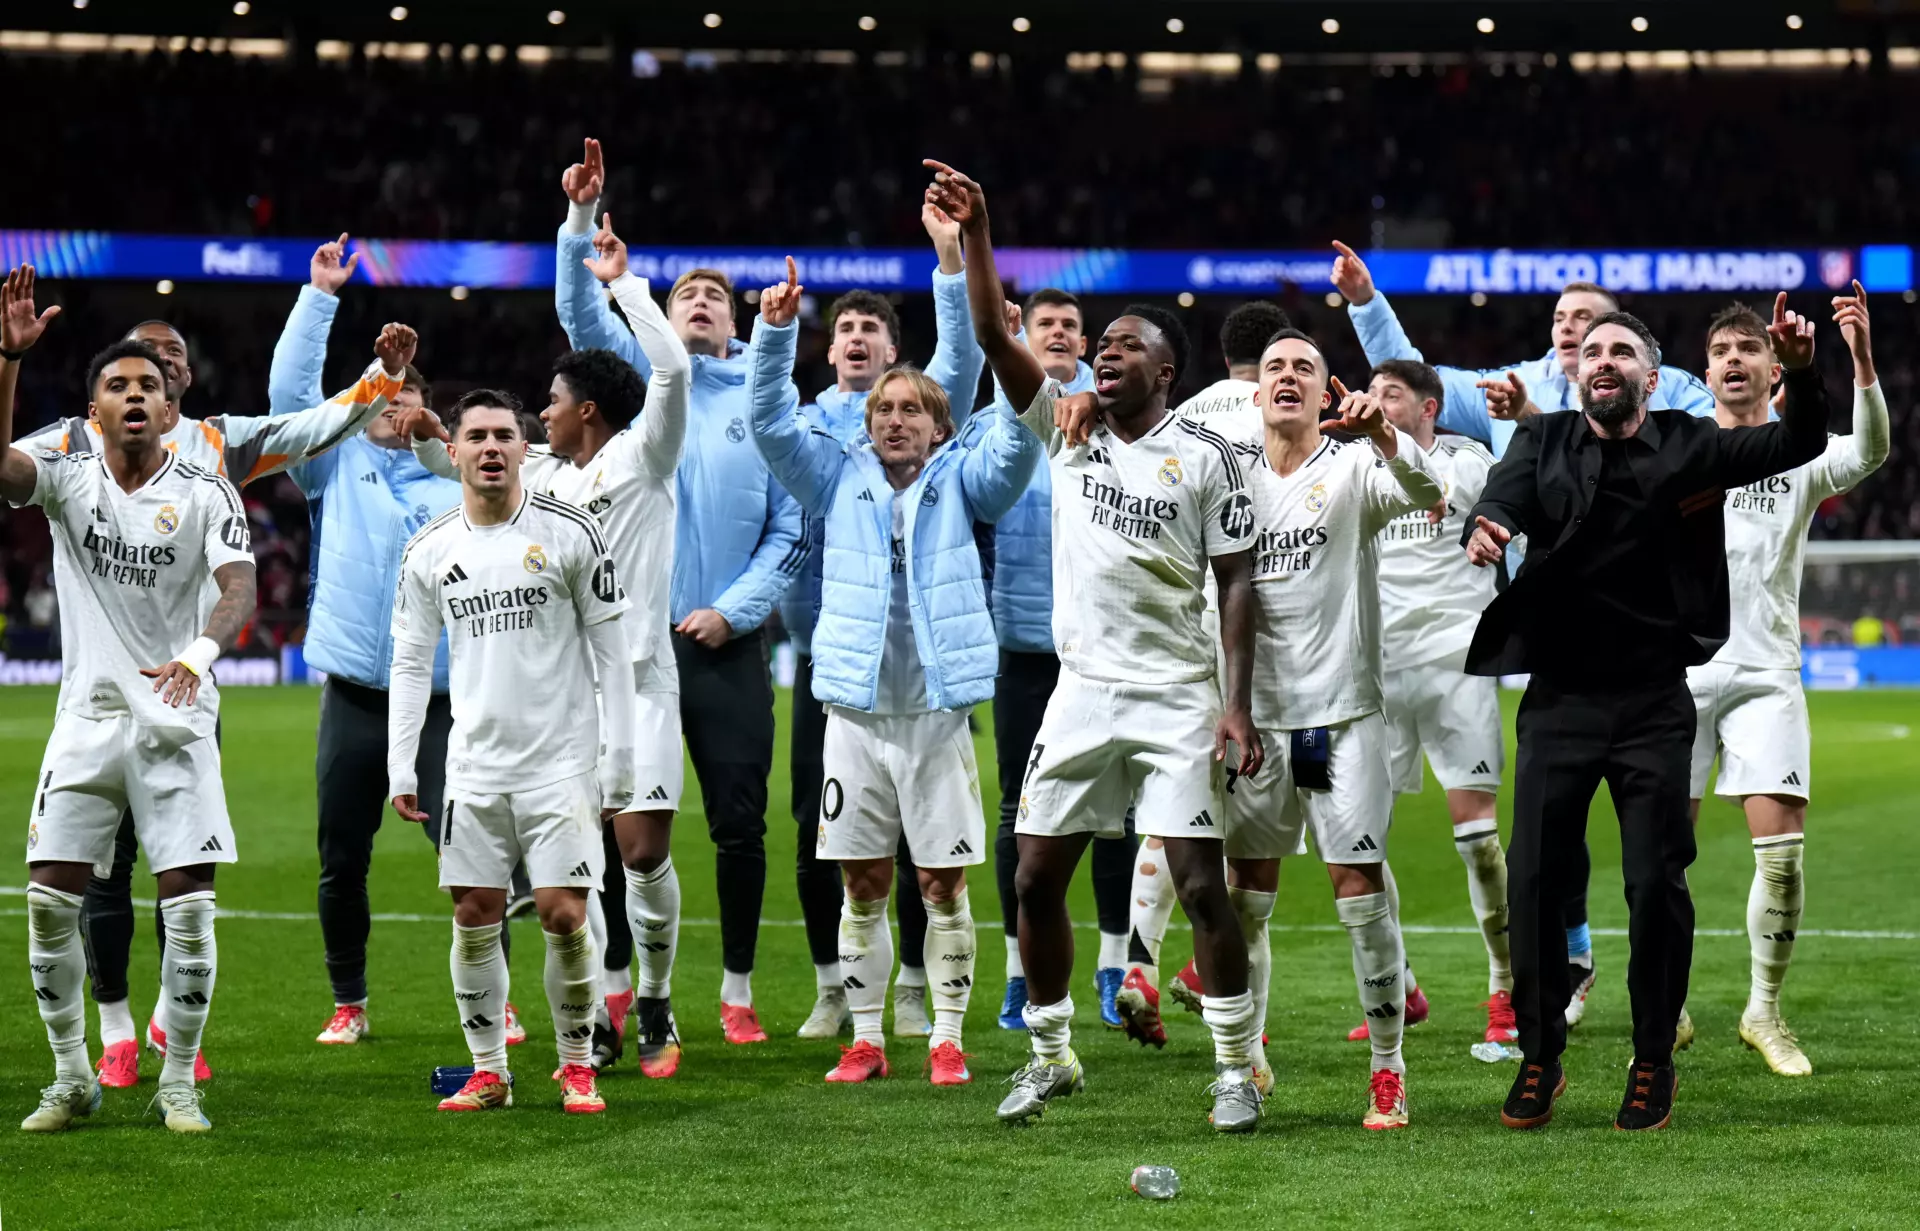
[569,862,590,878]
[857,489,876,502]
[1763,930,1797,943]
[940,976,972,990]
[842,976,867,990]
[1365,1001,1399,1020]
[199,836,223,853]
[442,563,469,587]
[34,986,58,1002]
[461,1014,494,1031]
[1781,771,1802,787]
[638,942,670,953]
[1189,809,1215,829]
[949,839,974,857]
[645,785,669,802]
[559,1024,593,1041]
[173,991,210,1006]
[1350,834,1379,853]
[1470,760,1491,775]
[359,472,380,485]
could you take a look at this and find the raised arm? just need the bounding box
[1707,294,1831,489]
[219,324,414,487]
[0,265,60,505]
[747,258,848,515]
[1328,380,1444,531]
[555,139,649,373]
[270,235,357,418]
[921,201,985,436]
[588,217,690,479]
[924,160,1047,414]
[1810,281,1890,498]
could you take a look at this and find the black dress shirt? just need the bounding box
[1463,366,1830,682]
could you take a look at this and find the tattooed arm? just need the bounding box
[143,561,258,708]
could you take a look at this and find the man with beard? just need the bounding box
[1463,302,1828,1133]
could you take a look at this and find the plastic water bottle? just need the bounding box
[431,1065,514,1095]
[1130,1165,1180,1200]
[1470,1041,1522,1064]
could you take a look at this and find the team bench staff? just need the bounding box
[1463,296,1829,1133]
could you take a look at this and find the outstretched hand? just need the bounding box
[1330,241,1376,306]
[1831,279,1873,382]
[760,256,804,327]
[310,233,360,295]
[1767,291,1815,370]
[397,404,448,443]
[1466,515,1511,568]
[922,159,988,234]
[373,323,419,376]
[582,212,629,283]
[1,265,60,356]
[1328,375,1391,447]
[562,137,605,205]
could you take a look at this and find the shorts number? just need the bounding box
[821,778,844,823]
[220,516,251,552]
[1024,742,1045,789]
[441,800,455,849]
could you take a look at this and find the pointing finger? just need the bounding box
[1332,240,1358,261]
[785,255,799,288]
[1330,375,1350,401]
[1772,291,1788,324]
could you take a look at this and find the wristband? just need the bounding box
[565,198,597,236]
[0,346,25,362]
[175,636,222,678]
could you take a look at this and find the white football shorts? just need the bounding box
[817,707,985,868]
[438,771,602,891]
[25,712,236,876]
[622,658,684,813]
[1687,661,1810,801]
[1382,651,1503,796]
[1016,671,1226,842]
[1224,710,1395,865]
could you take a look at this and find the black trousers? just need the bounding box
[316,678,469,1006]
[790,654,927,969]
[80,719,225,1005]
[992,649,1137,942]
[676,628,775,976]
[1508,676,1697,1065]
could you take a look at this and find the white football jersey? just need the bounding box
[1244,429,1441,730]
[416,276,685,669]
[12,449,253,742]
[393,489,629,794]
[1376,433,1498,672]
[1176,377,1260,440]
[1021,382,1256,685]
[1720,429,1883,671]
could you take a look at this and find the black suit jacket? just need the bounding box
[1462,366,1830,677]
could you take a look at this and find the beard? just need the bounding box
[1580,371,1645,427]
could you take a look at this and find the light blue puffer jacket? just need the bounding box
[749,317,1039,712]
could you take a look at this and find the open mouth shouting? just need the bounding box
[1094,362,1123,396]
[122,406,151,435]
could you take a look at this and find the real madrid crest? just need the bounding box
[27,821,38,851]
[1157,456,1183,488]
[153,504,179,534]
[523,545,548,574]
[1304,483,1328,513]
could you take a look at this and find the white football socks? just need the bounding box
[624,858,680,1000]
[839,895,891,1046]
[1096,929,1127,971]
[895,961,926,991]
[719,968,753,1008]
[1129,839,1176,987]
[1381,863,1420,995]
[96,998,136,1050]
[1226,886,1276,1072]
[1202,991,1259,1079]
[1003,933,1025,980]
[1748,834,1805,1019]
[544,924,599,1068]
[157,892,216,1089]
[1453,818,1513,993]
[922,890,975,1048]
[27,885,89,1084]
[1337,891,1406,1074]
[451,921,509,1074]
[1022,995,1074,1062]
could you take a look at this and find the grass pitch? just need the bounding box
[0,684,1916,1230]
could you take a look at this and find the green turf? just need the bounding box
[1,684,1917,1229]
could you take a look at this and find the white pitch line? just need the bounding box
[0,886,1912,940]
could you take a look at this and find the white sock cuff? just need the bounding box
[545,924,593,962]
[1335,891,1391,929]
[160,891,216,943]
[1022,995,1073,1027]
[1226,886,1277,923]
[453,920,503,959]
[25,883,84,911]
[25,884,83,934]
[1454,816,1500,842]
[626,857,675,887]
[843,895,887,923]
[922,890,970,924]
[1753,834,1805,855]
[1201,991,1254,1018]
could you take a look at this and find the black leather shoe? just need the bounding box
[1501,1060,1566,1129]
[1614,1058,1676,1131]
